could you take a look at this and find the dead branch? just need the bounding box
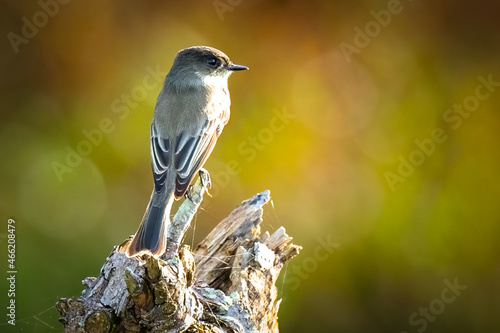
[56,177,301,332]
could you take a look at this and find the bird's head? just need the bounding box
[166,46,248,89]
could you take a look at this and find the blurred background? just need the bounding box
[1,0,500,332]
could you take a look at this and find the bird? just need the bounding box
[125,46,248,257]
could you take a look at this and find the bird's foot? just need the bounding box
[199,168,212,197]
[186,168,212,203]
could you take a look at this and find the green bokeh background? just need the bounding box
[1,0,500,332]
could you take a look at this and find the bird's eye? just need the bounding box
[207,57,219,67]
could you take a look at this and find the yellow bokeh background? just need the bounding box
[1,0,500,332]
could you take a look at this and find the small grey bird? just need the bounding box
[125,46,248,257]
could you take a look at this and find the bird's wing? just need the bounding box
[173,116,224,198]
[150,122,172,193]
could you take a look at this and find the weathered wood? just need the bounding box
[56,177,301,332]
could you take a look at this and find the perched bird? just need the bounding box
[125,46,248,257]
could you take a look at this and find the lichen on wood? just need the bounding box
[57,177,301,332]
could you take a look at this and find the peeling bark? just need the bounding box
[57,177,301,332]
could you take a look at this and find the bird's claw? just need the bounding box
[199,168,212,197]
[199,168,212,189]
[186,168,212,202]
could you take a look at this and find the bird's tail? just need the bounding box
[125,189,174,257]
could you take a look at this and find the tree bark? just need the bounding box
[56,177,301,333]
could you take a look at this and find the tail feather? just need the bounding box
[141,205,164,251]
[126,191,174,256]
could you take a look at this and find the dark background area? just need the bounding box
[1,0,500,332]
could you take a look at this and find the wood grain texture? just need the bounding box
[57,177,301,332]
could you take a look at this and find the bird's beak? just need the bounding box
[228,63,249,71]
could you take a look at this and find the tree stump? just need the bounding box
[56,177,301,332]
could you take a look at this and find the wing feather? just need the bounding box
[151,123,171,191]
[173,118,221,198]
[150,107,228,199]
